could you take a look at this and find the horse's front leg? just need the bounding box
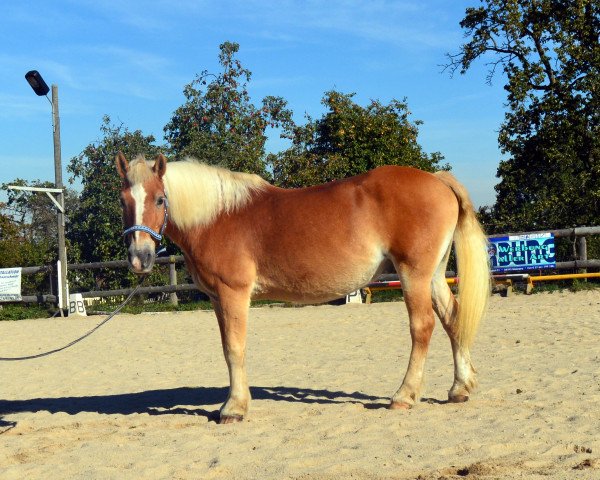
[211,291,251,424]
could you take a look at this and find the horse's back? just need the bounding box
[262,166,458,239]
[245,166,459,301]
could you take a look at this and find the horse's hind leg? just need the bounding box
[211,291,251,424]
[431,259,477,402]
[390,269,436,409]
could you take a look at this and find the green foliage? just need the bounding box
[570,278,600,292]
[1,180,77,295]
[447,0,600,232]
[270,91,448,187]
[0,209,49,269]
[85,298,213,315]
[67,116,163,290]
[4,179,56,247]
[1,179,77,266]
[0,304,54,321]
[368,289,405,303]
[0,209,53,295]
[164,41,294,177]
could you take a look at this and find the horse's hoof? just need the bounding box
[388,401,412,410]
[448,394,469,403]
[219,414,244,424]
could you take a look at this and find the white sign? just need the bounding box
[68,293,87,317]
[345,289,363,304]
[0,268,22,302]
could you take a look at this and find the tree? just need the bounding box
[0,196,61,295]
[164,41,293,177]
[269,90,448,187]
[0,208,48,269]
[0,208,45,294]
[446,0,600,232]
[68,116,162,289]
[1,179,77,250]
[1,180,78,294]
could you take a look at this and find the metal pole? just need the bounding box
[51,84,68,312]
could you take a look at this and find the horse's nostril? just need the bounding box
[141,250,153,269]
[128,247,154,271]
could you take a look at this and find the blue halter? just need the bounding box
[123,195,169,243]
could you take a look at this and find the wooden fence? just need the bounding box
[9,225,600,306]
[17,256,190,305]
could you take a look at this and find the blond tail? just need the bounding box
[435,171,490,349]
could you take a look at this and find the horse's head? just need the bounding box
[116,152,169,274]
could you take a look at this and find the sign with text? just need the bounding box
[345,290,363,304]
[489,233,556,272]
[0,268,22,302]
[69,293,87,317]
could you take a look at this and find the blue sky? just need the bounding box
[0,0,507,208]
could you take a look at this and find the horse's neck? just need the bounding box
[162,179,272,259]
[164,221,200,257]
[164,208,229,260]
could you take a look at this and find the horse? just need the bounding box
[116,152,490,424]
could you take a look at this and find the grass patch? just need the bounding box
[0,304,57,321]
[367,289,404,303]
[86,299,214,315]
[569,278,600,292]
[506,277,600,294]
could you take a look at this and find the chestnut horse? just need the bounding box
[116,153,490,424]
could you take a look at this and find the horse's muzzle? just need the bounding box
[128,244,156,274]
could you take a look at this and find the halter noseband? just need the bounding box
[123,194,169,243]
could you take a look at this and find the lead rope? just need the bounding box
[0,276,147,361]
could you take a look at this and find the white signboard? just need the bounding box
[345,290,363,304]
[0,268,22,302]
[489,232,556,272]
[68,293,87,317]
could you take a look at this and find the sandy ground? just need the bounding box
[1,290,599,479]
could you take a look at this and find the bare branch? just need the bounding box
[523,26,557,88]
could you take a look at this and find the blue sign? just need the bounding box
[488,233,556,272]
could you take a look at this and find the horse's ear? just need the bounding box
[153,153,167,178]
[116,152,129,179]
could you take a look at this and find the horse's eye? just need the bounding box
[156,197,164,207]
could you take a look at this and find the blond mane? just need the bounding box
[162,158,268,229]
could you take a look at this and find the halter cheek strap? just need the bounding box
[123,195,169,243]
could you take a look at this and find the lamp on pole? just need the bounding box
[24,70,68,312]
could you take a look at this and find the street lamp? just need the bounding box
[23,70,68,313]
[25,70,50,96]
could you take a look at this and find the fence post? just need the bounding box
[169,256,178,306]
[576,236,588,275]
[49,263,56,302]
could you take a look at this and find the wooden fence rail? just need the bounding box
[9,226,600,305]
[487,226,600,238]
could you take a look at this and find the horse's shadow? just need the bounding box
[0,386,389,425]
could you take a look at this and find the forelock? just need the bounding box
[126,155,156,184]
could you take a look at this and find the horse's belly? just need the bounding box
[252,250,386,303]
